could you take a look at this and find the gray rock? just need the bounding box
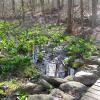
[86,65,100,75]
[59,81,87,99]
[64,76,74,81]
[74,71,99,86]
[38,79,53,90]
[42,76,67,87]
[50,89,76,100]
[1,98,13,100]
[0,86,8,92]
[19,83,44,94]
[85,56,100,65]
[26,94,57,100]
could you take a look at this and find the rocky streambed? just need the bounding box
[0,55,100,100]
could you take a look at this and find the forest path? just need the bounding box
[81,78,100,100]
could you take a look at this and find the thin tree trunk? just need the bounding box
[40,0,46,26]
[2,0,5,20]
[61,0,64,8]
[11,0,15,15]
[67,0,73,34]
[57,0,61,24]
[21,0,25,22]
[80,0,84,35]
[40,0,45,15]
[29,0,35,19]
[92,0,98,28]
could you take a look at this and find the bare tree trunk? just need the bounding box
[92,0,98,28]
[40,0,45,15]
[72,0,74,19]
[87,0,90,11]
[61,0,64,8]
[2,0,5,20]
[80,0,84,35]
[40,0,46,26]
[67,0,73,34]
[51,0,55,11]
[57,0,61,24]
[29,0,35,19]
[57,0,60,9]
[11,0,15,15]
[21,0,25,22]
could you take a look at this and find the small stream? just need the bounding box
[32,49,76,78]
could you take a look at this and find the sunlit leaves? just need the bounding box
[64,37,96,59]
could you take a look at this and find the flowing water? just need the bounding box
[32,49,76,78]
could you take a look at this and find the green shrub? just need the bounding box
[22,66,36,78]
[72,59,84,68]
[64,37,96,59]
[11,79,17,84]
[0,55,31,76]
[37,52,43,62]
[0,55,40,78]
[63,57,71,65]
[63,36,96,69]
[16,91,27,100]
